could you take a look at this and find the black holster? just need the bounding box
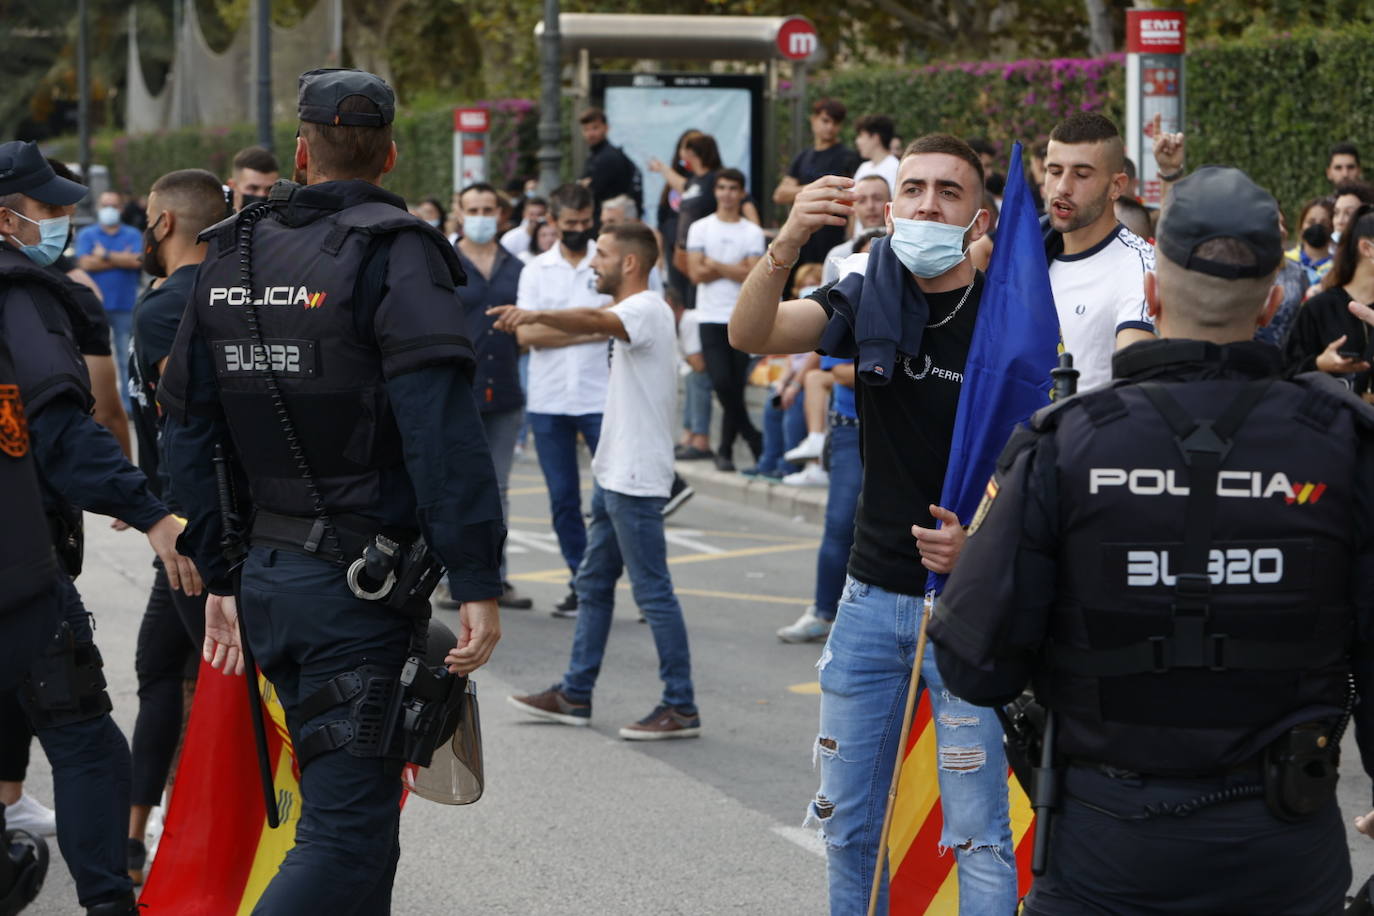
[1263,721,1340,822]
[398,658,466,768]
[999,690,1046,796]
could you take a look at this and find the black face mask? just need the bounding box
[142,214,167,278]
[561,229,593,253]
[1302,222,1331,249]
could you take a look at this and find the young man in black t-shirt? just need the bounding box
[773,98,862,272]
[732,136,1017,914]
[125,168,223,880]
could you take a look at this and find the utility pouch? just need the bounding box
[1263,721,1340,822]
[346,534,444,616]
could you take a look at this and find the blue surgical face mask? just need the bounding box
[97,206,121,227]
[889,210,982,279]
[463,214,498,244]
[7,210,70,267]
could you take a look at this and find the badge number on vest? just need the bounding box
[214,339,318,378]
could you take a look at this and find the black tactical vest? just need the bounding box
[190,197,470,519]
[1035,371,1364,775]
[0,330,59,613]
[0,245,94,417]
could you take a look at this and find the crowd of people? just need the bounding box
[4,59,1374,915]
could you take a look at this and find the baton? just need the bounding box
[215,444,281,829]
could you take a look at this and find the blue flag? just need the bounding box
[926,141,1060,597]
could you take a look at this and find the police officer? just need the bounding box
[0,140,202,915]
[929,166,1374,913]
[159,70,504,912]
[0,333,55,916]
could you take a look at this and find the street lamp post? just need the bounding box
[256,0,272,153]
[537,0,562,196]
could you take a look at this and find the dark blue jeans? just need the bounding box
[562,486,696,712]
[241,547,413,916]
[527,412,602,581]
[757,392,807,476]
[20,577,133,909]
[814,423,861,621]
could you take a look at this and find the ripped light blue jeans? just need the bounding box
[808,576,1017,915]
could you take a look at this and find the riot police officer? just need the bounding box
[929,166,1374,913]
[0,141,201,915]
[159,69,504,912]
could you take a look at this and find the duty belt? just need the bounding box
[250,510,416,566]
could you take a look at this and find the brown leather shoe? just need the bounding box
[619,705,701,740]
[507,686,591,726]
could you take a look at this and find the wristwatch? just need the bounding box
[1158,167,1185,182]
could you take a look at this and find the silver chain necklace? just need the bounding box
[926,279,976,329]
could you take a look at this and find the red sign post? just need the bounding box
[453,107,490,193]
[775,17,818,61]
[1125,10,1186,207]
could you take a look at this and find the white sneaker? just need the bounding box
[782,464,829,487]
[778,606,833,643]
[3,793,56,835]
[783,432,827,463]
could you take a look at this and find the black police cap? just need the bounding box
[0,141,86,206]
[1157,166,1283,280]
[297,68,395,127]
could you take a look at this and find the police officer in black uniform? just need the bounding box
[929,166,1374,914]
[0,141,202,915]
[158,70,504,912]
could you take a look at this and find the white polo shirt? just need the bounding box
[592,290,679,498]
[517,242,612,416]
[1048,224,1156,392]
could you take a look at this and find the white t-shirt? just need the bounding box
[685,213,766,324]
[854,155,899,197]
[1048,224,1156,392]
[592,290,679,498]
[677,307,703,359]
[517,242,613,416]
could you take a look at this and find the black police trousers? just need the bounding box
[130,558,206,807]
[240,547,412,916]
[13,577,133,910]
[1023,763,1349,915]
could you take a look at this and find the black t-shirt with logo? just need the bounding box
[810,270,984,596]
[129,264,198,500]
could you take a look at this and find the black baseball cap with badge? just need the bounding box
[1156,165,1284,279]
[0,141,87,206]
[297,68,395,126]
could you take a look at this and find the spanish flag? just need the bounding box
[137,659,303,914]
[887,691,1036,911]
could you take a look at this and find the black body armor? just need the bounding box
[1034,369,1365,775]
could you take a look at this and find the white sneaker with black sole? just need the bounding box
[662,474,694,518]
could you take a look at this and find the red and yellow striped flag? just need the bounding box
[137,659,303,914]
[888,690,1036,912]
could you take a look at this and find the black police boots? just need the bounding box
[85,891,138,915]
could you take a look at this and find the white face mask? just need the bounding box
[97,206,121,227]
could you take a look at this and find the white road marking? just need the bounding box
[506,529,563,555]
[663,530,725,554]
[772,825,827,858]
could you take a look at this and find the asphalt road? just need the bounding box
[17,456,1374,913]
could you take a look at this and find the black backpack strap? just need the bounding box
[1135,379,1273,663]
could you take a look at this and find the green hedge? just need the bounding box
[1186,24,1374,217]
[50,24,1374,223]
[48,99,540,204]
[811,24,1374,222]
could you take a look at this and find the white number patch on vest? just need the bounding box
[1125,547,1285,587]
[214,339,318,378]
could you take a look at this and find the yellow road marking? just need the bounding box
[506,569,809,607]
[788,681,821,695]
[667,540,818,566]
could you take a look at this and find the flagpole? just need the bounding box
[867,593,934,916]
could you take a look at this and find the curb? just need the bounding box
[673,459,828,526]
